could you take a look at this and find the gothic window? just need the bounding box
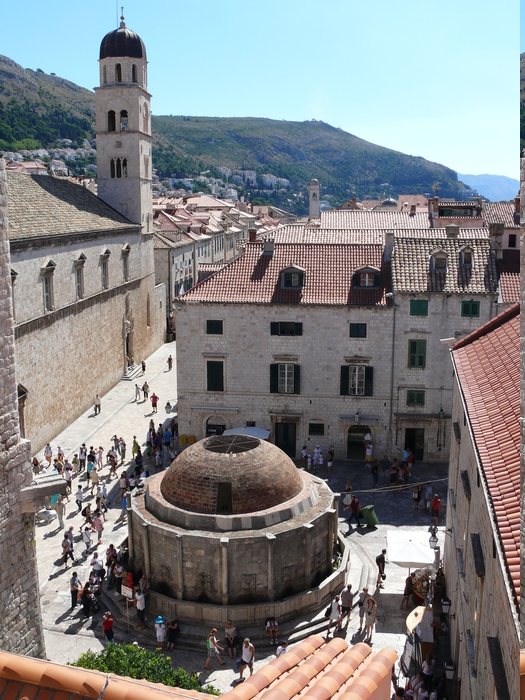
[120,110,128,131]
[116,158,122,178]
[100,250,110,290]
[10,269,17,320]
[74,254,86,299]
[110,159,116,178]
[123,158,128,178]
[41,260,56,312]
[115,63,122,82]
[143,104,149,132]
[144,155,149,177]
[132,64,138,83]
[102,66,107,85]
[108,110,116,132]
[312,192,317,201]
[122,244,131,281]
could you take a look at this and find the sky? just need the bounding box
[1,0,519,179]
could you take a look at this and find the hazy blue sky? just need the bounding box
[1,0,518,178]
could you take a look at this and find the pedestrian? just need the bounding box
[79,444,87,472]
[82,525,93,553]
[413,483,423,510]
[401,573,415,609]
[80,583,92,617]
[135,383,141,401]
[224,620,238,658]
[94,394,101,415]
[90,465,100,495]
[119,437,126,464]
[376,549,387,588]
[275,641,288,657]
[424,482,432,510]
[344,494,362,527]
[96,446,104,469]
[431,494,441,525]
[102,612,114,642]
[134,588,147,629]
[408,449,415,471]
[306,454,312,471]
[313,445,320,469]
[266,617,279,644]
[204,628,225,668]
[238,637,254,679]
[92,511,104,544]
[340,583,355,626]
[64,462,73,495]
[357,587,370,632]
[62,534,74,566]
[402,447,409,468]
[66,525,75,556]
[326,595,341,636]
[142,381,149,400]
[167,618,180,651]
[371,461,379,488]
[380,454,390,485]
[75,485,84,513]
[318,452,324,471]
[164,428,171,449]
[421,652,435,690]
[327,445,334,474]
[155,617,167,649]
[70,571,81,608]
[55,495,66,529]
[44,443,53,464]
[364,597,377,642]
[365,441,373,466]
[151,393,159,413]
[120,492,128,521]
[167,355,173,371]
[141,360,146,374]
[301,446,307,469]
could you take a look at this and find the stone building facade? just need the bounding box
[7,172,164,452]
[445,304,519,699]
[0,159,44,657]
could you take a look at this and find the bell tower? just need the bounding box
[95,13,152,232]
[309,178,320,219]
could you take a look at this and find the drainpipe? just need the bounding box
[386,293,396,452]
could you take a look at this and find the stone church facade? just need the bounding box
[6,17,164,452]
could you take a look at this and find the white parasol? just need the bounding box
[223,426,271,440]
[386,530,435,569]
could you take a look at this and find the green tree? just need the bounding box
[71,643,218,694]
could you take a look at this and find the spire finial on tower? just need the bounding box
[120,6,125,27]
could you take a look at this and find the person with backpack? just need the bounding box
[376,549,387,588]
[204,628,225,669]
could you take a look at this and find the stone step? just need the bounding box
[122,365,143,381]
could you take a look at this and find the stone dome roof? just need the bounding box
[160,435,303,515]
[100,19,146,60]
[381,197,398,206]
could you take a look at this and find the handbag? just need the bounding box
[324,605,331,618]
[381,574,386,581]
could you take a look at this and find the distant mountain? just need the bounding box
[0,53,468,210]
[456,173,519,202]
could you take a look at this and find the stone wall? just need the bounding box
[445,376,519,697]
[520,154,525,649]
[0,159,45,657]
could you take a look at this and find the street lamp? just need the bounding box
[429,527,438,549]
[444,661,455,680]
[441,596,451,614]
[165,401,172,413]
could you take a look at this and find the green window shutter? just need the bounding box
[294,365,301,394]
[207,361,224,391]
[340,366,349,395]
[270,364,278,393]
[410,300,428,316]
[270,322,279,335]
[294,322,303,336]
[364,366,374,396]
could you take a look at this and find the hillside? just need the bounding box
[0,53,465,207]
[456,173,519,201]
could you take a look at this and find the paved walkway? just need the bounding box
[33,340,450,693]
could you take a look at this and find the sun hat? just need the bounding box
[155,615,164,624]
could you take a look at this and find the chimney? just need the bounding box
[489,222,504,260]
[433,196,439,213]
[263,238,275,254]
[249,224,257,243]
[445,224,459,238]
[384,231,394,262]
[514,195,520,214]
[410,204,416,216]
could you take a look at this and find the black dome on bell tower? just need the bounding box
[99,17,146,60]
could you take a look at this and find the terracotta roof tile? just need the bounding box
[482,201,519,229]
[452,303,520,614]
[6,172,134,240]
[496,252,520,303]
[181,243,391,306]
[391,236,497,294]
[320,210,431,229]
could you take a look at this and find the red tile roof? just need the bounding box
[452,303,520,614]
[222,637,396,700]
[497,252,520,304]
[321,210,431,229]
[181,243,391,306]
[482,201,519,229]
[391,236,497,294]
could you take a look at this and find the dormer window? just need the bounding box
[431,249,448,272]
[281,266,305,289]
[460,247,473,267]
[353,267,380,288]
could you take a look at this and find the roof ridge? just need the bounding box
[453,302,519,349]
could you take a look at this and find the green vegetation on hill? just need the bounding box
[0,53,465,210]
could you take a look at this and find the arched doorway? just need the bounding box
[347,425,371,460]
[205,415,227,437]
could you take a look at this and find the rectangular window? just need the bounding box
[75,267,84,299]
[270,321,303,336]
[206,360,224,392]
[278,363,295,394]
[123,254,130,282]
[349,323,367,338]
[508,233,517,248]
[283,271,303,288]
[349,366,365,395]
[406,390,425,406]
[360,272,374,287]
[308,423,325,436]
[461,301,480,317]
[340,365,373,396]
[410,300,428,316]
[43,275,53,312]
[206,320,223,335]
[101,260,109,290]
[408,340,426,368]
[270,363,300,394]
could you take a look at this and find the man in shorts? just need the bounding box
[340,583,355,626]
[134,589,146,629]
[357,587,370,633]
[239,638,255,679]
